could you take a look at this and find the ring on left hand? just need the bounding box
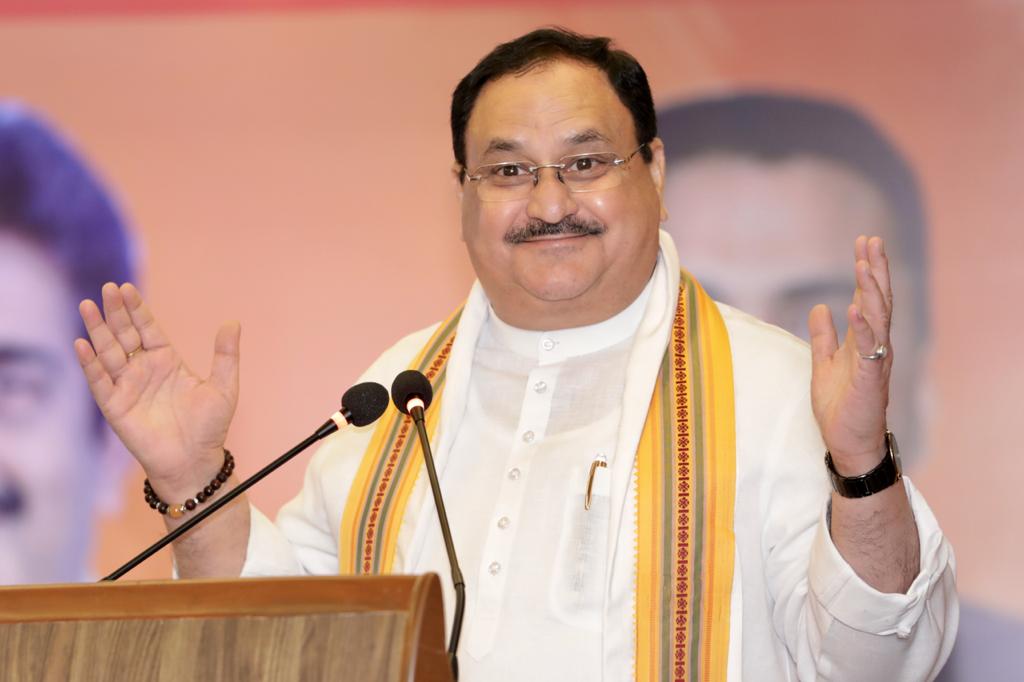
[859,344,888,361]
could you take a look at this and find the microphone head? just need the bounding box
[341,382,390,427]
[390,369,434,415]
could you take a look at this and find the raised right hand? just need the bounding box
[75,282,240,498]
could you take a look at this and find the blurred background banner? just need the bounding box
[1,1,1020,678]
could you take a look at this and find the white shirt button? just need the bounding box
[533,380,547,393]
[508,467,521,481]
[488,561,502,575]
[522,430,535,443]
[541,338,556,351]
[497,516,510,529]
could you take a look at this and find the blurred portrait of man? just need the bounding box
[659,92,930,457]
[0,102,135,584]
[660,90,1022,681]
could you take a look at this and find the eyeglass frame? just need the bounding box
[461,143,650,198]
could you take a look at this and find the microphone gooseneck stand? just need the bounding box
[102,382,390,582]
[391,369,466,681]
[102,430,323,581]
[410,405,466,681]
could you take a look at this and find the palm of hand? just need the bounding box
[106,348,236,482]
[808,237,894,466]
[75,282,240,489]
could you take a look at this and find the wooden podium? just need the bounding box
[0,574,454,682]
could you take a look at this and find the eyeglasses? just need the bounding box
[464,144,648,202]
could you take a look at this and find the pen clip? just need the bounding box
[585,455,608,511]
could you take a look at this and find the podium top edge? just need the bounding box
[0,573,443,623]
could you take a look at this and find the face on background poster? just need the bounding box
[658,92,929,461]
[0,232,111,584]
[0,104,132,584]
[655,90,1014,678]
[0,1,1020,678]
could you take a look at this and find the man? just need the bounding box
[660,93,1022,681]
[658,93,929,456]
[0,102,134,584]
[75,29,956,680]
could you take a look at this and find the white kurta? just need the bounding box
[242,231,957,681]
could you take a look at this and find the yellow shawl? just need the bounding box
[340,272,735,681]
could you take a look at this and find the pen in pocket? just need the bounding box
[585,453,608,511]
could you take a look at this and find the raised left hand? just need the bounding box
[808,235,893,474]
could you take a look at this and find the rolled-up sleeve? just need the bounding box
[806,477,958,681]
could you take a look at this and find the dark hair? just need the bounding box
[0,102,136,311]
[451,27,656,177]
[658,92,929,338]
[1,103,136,430]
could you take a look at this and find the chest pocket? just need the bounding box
[548,459,610,631]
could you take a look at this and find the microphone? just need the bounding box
[391,368,434,417]
[102,381,390,582]
[391,370,466,681]
[315,381,391,436]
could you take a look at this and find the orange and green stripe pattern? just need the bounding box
[636,273,736,682]
[338,308,461,575]
[339,273,736,680]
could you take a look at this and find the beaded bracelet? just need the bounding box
[143,450,235,519]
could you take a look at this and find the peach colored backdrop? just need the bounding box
[1,2,1020,624]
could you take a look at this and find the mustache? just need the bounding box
[504,217,606,245]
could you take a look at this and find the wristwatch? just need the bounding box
[825,431,902,498]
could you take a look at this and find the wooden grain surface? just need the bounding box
[0,612,402,681]
[0,575,454,682]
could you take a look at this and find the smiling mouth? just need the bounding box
[522,232,590,243]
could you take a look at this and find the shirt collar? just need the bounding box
[485,273,655,364]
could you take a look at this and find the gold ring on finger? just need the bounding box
[126,345,144,360]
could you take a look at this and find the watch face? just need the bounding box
[888,431,903,476]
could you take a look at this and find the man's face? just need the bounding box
[663,153,923,451]
[0,231,119,584]
[664,153,907,336]
[457,59,665,330]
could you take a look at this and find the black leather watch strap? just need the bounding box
[825,431,902,498]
